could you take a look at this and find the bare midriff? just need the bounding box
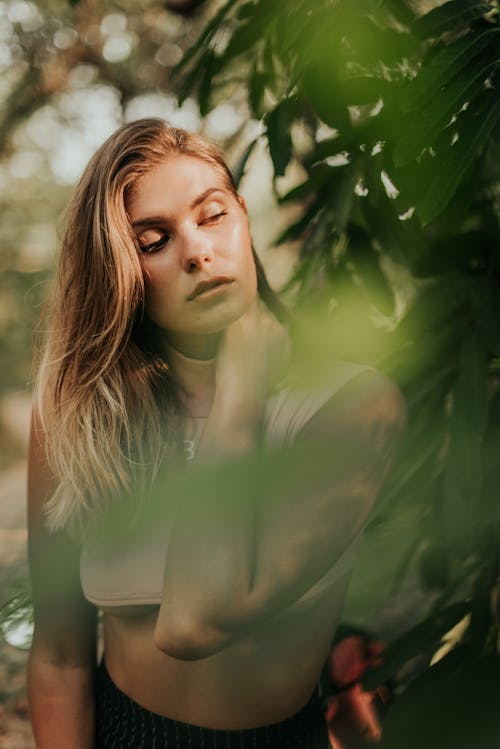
[102,573,348,730]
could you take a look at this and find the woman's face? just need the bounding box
[126,153,257,355]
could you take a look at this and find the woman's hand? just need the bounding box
[196,301,289,460]
[215,299,289,409]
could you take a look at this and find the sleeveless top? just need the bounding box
[80,361,370,609]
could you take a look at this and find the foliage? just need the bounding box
[173,0,500,744]
[1,0,499,742]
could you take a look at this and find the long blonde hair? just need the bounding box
[36,118,280,534]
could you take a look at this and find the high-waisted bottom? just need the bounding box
[94,660,330,748]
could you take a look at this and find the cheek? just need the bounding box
[245,258,258,301]
[244,243,258,297]
[232,222,257,291]
[140,261,176,320]
[141,257,171,294]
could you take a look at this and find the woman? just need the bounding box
[27,118,405,748]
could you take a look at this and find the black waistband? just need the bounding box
[94,660,329,748]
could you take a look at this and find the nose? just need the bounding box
[180,230,215,273]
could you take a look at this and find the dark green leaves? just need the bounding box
[400,29,498,115]
[348,226,395,315]
[231,136,259,188]
[265,97,297,177]
[417,91,500,224]
[378,650,500,749]
[394,56,496,166]
[363,603,469,690]
[414,0,492,39]
[217,13,271,69]
[198,51,218,116]
[443,329,489,551]
[177,7,500,735]
[173,0,238,76]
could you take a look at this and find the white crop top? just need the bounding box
[80,361,370,609]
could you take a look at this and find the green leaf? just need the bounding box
[469,275,500,356]
[345,503,424,623]
[298,13,350,130]
[216,4,276,69]
[362,603,469,690]
[394,57,496,166]
[375,426,444,517]
[361,200,420,266]
[443,329,489,552]
[414,0,492,39]
[277,164,334,204]
[231,137,259,189]
[330,164,359,235]
[295,241,327,297]
[344,19,417,66]
[277,179,314,204]
[348,226,395,315]
[343,76,391,105]
[417,92,500,225]
[299,203,335,260]
[236,0,261,21]
[469,559,497,652]
[172,0,239,76]
[198,51,218,116]
[248,65,267,118]
[274,197,323,244]
[481,390,500,526]
[377,650,500,749]
[419,544,451,590]
[305,136,353,169]
[411,231,490,277]
[384,0,417,28]
[177,49,210,106]
[265,97,297,178]
[400,29,498,114]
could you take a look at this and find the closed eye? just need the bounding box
[201,211,227,225]
[139,234,170,255]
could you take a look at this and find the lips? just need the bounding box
[187,276,234,301]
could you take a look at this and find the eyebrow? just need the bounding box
[131,188,228,229]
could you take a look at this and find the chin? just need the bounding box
[192,304,250,335]
[149,286,258,339]
[193,289,257,334]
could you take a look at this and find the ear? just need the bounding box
[237,194,247,213]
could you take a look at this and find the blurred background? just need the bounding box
[1,0,499,746]
[0,3,302,745]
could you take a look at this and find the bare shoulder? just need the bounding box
[28,404,97,661]
[298,366,406,445]
[28,402,79,572]
[333,368,406,427]
[28,404,57,530]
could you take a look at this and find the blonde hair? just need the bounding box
[36,118,278,534]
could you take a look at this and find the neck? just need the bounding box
[165,330,221,360]
[164,342,216,418]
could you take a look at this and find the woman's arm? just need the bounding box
[155,308,406,660]
[27,408,97,749]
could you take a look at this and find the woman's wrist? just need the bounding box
[196,388,264,459]
[212,382,265,422]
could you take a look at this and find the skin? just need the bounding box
[127,154,258,359]
[28,152,406,745]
